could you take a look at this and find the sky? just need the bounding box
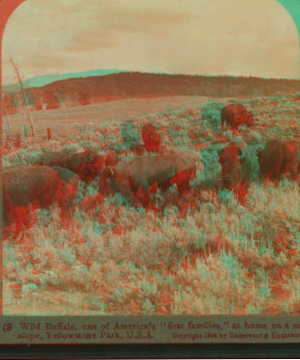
[2,0,299,84]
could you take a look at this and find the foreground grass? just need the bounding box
[4,180,300,315]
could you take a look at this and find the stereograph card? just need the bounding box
[0,0,299,352]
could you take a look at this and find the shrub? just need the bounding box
[121,122,141,151]
[201,102,224,132]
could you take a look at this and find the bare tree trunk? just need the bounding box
[9,55,35,137]
[47,127,52,141]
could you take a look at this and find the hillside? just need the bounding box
[2,72,300,113]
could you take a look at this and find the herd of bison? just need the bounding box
[3,101,300,238]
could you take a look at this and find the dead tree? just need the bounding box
[9,55,35,137]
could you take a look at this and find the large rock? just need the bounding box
[221,102,254,130]
[257,139,300,180]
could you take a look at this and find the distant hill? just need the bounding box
[2,68,126,91]
[3,72,300,113]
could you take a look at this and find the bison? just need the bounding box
[3,164,79,236]
[109,154,177,198]
[218,143,247,190]
[221,102,254,130]
[257,139,300,180]
[218,142,252,204]
[107,153,196,202]
[34,146,104,183]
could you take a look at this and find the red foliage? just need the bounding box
[180,258,188,271]
[11,206,32,240]
[172,165,196,194]
[53,179,78,210]
[270,231,299,259]
[232,182,248,205]
[149,182,158,194]
[142,124,161,153]
[156,284,174,314]
[81,193,104,212]
[113,225,126,236]
[105,151,119,167]
[4,133,22,149]
[134,187,151,207]
[145,203,160,217]
[188,129,199,140]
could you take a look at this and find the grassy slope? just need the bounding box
[3,93,300,315]
[4,72,300,113]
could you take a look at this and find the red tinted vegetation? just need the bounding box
[142,123,161,153]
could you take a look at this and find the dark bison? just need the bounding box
[108,153,196,201]
[109,154,177,198]
[34,146,104,183]
[3,165,79,234]
[221,103,254,130]
[142,124,161,153]
[257,139,300,180]
[218,143,246,190]
[218,142,250,204]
